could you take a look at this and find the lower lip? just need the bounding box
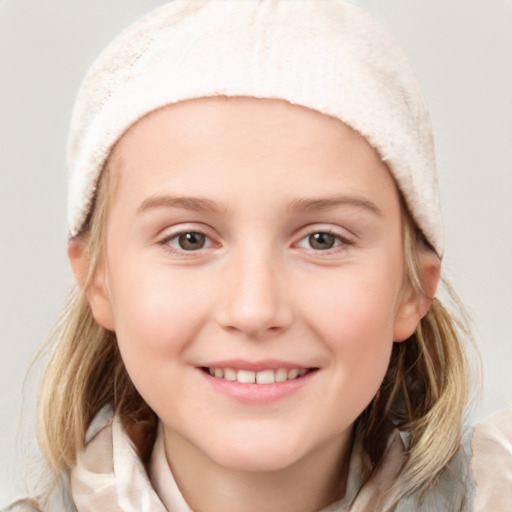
[199,369,316,404]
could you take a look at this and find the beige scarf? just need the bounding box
[70,406,486,512]
[70,406,407,512]
[471,407,512,511]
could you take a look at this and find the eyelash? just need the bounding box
[295,229,352,254]
[158,230,216,255]
[158,227,353,256]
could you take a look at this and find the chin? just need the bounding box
[205,435,307,473]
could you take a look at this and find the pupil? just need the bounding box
[179,232,205,250]
[309,232,335,250]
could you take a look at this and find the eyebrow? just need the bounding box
[137,194,383,217]
[137,195,225,214]
[288,196,383,216]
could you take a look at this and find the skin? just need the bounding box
[69,97,440,512]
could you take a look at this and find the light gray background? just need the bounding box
[1,0,511,505]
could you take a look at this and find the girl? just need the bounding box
[7,0,507,510]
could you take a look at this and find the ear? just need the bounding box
[393,250,441,342]
[68,237,116,331]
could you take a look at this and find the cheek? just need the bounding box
[106,261,209,399]
[300,266,402,408]
[306,267,401,345]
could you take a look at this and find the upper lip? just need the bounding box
[198,359,316,371]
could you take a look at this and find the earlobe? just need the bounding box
[67,238,116,331]
[393,250,441,342]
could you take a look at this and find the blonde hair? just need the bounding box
[356,211,472,505]
[35,165,471,508]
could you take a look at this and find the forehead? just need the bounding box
[107,96,399,215]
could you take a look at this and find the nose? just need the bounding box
[216,245,294,339]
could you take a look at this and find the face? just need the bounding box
[82,97,427,474]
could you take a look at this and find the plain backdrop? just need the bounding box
[1,0,511,505]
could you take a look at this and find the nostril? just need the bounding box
[222,322,285,338]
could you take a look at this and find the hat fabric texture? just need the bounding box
[67,0,443,256]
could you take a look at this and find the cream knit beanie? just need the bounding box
[67,0,443,256]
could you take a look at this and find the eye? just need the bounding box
[297,231,345,251]
[165,231,213,251]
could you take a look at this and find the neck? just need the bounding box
[163,430,352,512]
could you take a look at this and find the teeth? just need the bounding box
[275,368,288,382]
[237,370,256,383]
[223,368,237,381]
[287,369,299,380]
[206,367,310,384]
[256,369,275,384]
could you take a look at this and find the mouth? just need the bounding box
[200,366,317,384]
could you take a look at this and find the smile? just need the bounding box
[202,367,314,384]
